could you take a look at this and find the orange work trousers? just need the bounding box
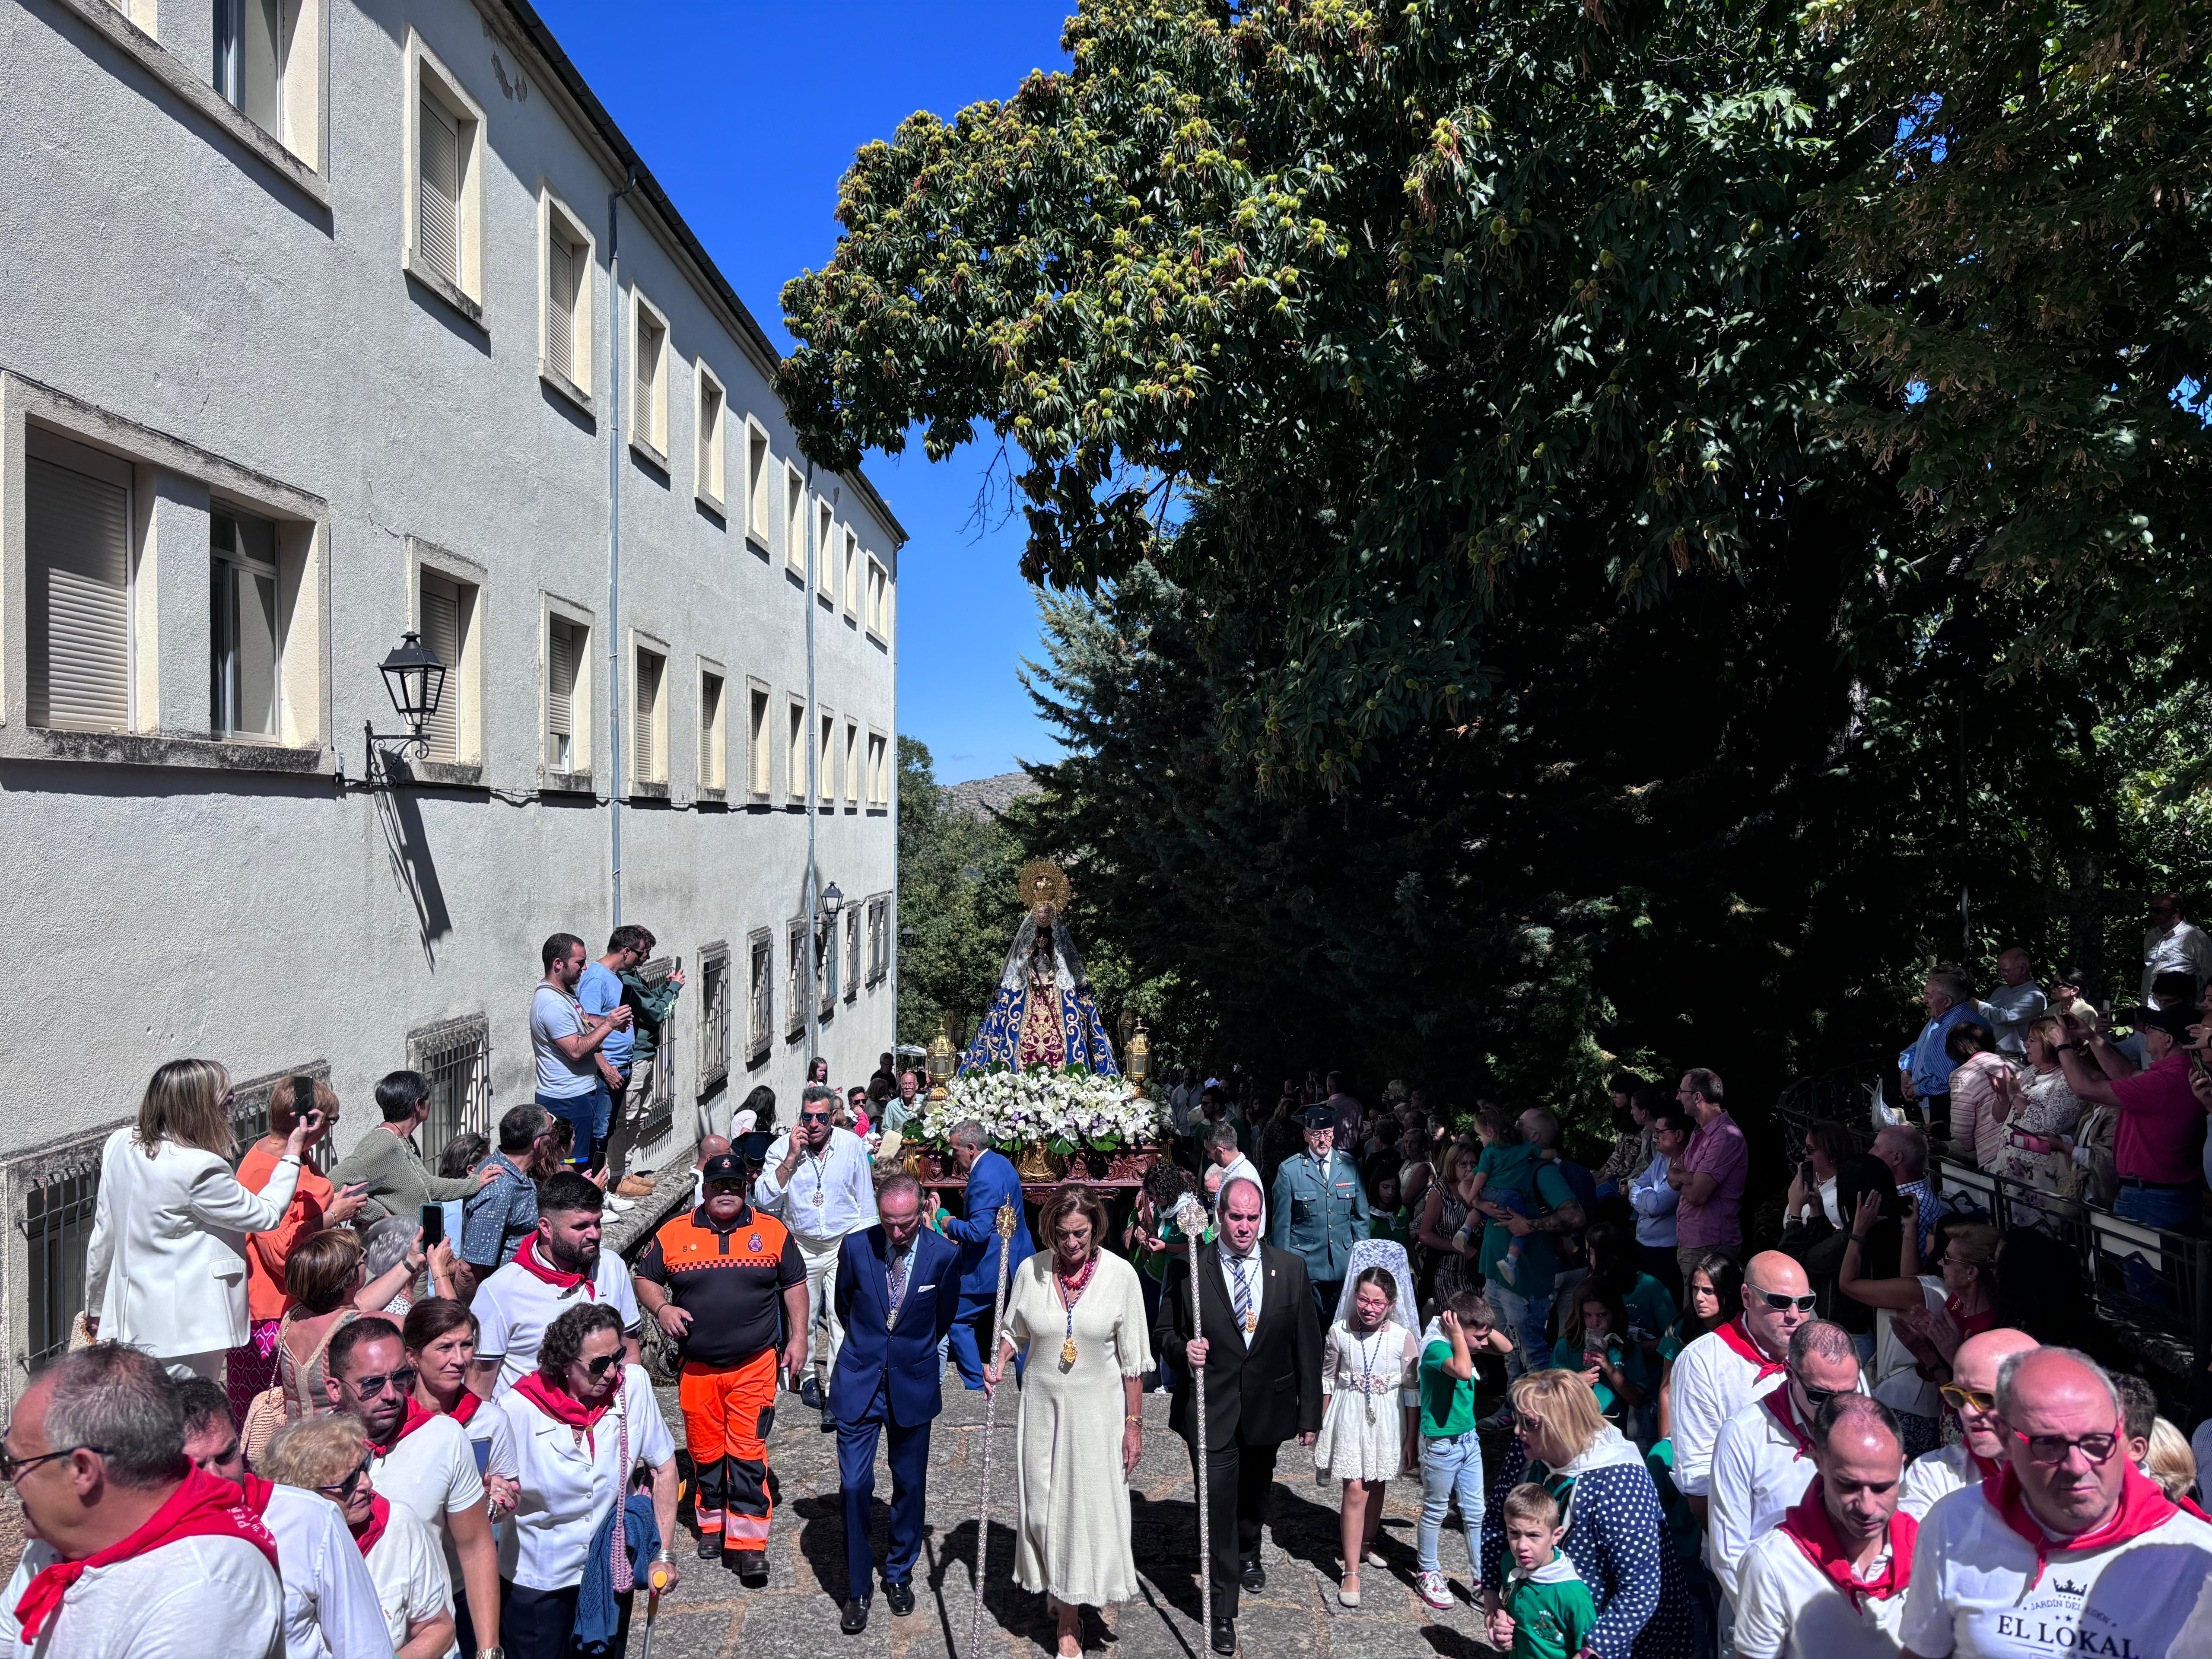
[680,1350,779,1551]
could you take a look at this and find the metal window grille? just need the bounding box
[408,1016,493,1159]
[820,918,837,1018]
[22,1154,100,1370]
[747,929,772,1063]
[699,947,731,1095]
[786,921,806,1039]
[844,909,860,1003]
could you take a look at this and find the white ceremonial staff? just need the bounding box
[969,1201,1018,1659]
[1173,1192,1213,1642]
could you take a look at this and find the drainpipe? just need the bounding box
[606,167,641,927]
[804,459,817,1073]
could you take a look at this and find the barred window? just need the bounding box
[747,928,772,1063]
[407,1014,492,1157]
[786,919,806,1040]
[844,908,861,1003]
[698,943,731,1095]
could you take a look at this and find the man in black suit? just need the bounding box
[1154,1172,1325,1655]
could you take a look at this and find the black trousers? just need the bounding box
[1185,1436,1281,1621]
[499,1579,635,1659]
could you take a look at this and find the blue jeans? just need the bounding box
[1487,1283,1554,1380]
[2115,1181,2195,1304]
[1418,1430,1484,1576]
[539,1083,608,1171]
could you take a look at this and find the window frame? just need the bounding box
[745,676,772,801]
[210,0,323,171]
[537,187,595,412]
[784,464,806,578]
[785,918,807,1041]
[746,927,774,1065]
[866,727,890,809]
[540,596,593,788]
[208,502,284,744]
[817,501,836,606]
[696,941,732,1097]
[628,288,671,469]
[865,556,891,645]
[785,693,807,804]
[694,363,727,514]
[843,906,861,1004]
[843,716,860,809]
[629,631,669,796]
[0,373,332,773]
[402,31,488,328]
[842,528,860,622]
[818,706,836,805]
[404,538,486,780]
[697,659,726,798]
[742,420,772,554]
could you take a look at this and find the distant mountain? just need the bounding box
[944,771,1041,820]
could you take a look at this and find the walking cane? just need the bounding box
[636,1551,672,1659]
[1172,1194,1213,1643]
[968,1202,1019,1659]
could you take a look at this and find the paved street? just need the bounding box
[632,1370,1503,1659]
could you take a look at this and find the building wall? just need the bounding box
[0,0,901,1379]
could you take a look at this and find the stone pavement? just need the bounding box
[629,1370,1504,1659]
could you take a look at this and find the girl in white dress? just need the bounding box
[1315,1245,1421,1607]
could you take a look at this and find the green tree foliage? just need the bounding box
[895,736,1022,1047]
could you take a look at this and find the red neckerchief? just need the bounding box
[14,1466,280,1643]
[1967,1448,2005,1486]
[514,1371,615,1455]
[238,1473,276,1516]
[1946,1296,1996,1342]
[1779,1477,1917,1609]
[512,1236,594,1296]
[1985,1459,2179,1588]
[445,1389,483,1428]
[1714,1317,1788,1382]
[348,1494,390,1561]
[1762,1387,1815,1460]
[367,1397,438,1459]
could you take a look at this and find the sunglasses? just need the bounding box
[577,1353,621,1380]
[1797,1379,1852,1409]
[1939,1384,1997,1416]
[2008,1427,2120,1466]
[799,1111,832,1125]
[1752,1290,1820,1313]
[318,1456,374,1500]
[349,1366,420,1398]
[0,1445,107,1483]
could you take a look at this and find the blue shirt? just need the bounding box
[1897,1001,1987,1099]
[578,961,632,1071]
[1629,1151,1678,1248]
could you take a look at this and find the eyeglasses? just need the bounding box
[578,1353,620,1380]
[1751,1290,1819,1313]
[2008,1427,2120,1466]
[1939,1384,1997,1416]
[0,1445,106,1483]
[348,1366,420,1398]
[318,1456,373,1500]
[1796,1379,1852,1409]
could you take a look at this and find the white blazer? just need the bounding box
[83,1127,302,1357]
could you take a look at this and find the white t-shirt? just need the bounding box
[1708,1394,1821,1605]
[369,1414,484,1535]
[1735,1526,1907,1659]
[1898,1483,2212,1658]
[496,1364,676,1591]
[1900,1443,1987,1522]
[1670,1326,1786,1497]
[260,1483,394,1659]
[0,1534,284,1659]
[364,1502,451,1652]
[529,984,597,1098]
[1871,1277,1947,1419]
[474,1251,642,1395]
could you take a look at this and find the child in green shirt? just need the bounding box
[1494,1484,1595,1659]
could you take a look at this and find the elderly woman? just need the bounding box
[1990,1014,2086,1196]
[85,1058,321,1382]
[497,1300,680,1659]
[1481,1369,1693,1659]
[1943,1020,2010,1170]
[983,1185,1152,1659]
[262,1412,455,1659]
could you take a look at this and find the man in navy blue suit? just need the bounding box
[927,1120,1035,1389]
[830,1172,963,1635]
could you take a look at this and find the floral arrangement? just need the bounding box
[913,1062,1164,1154]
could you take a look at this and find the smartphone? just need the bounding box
[420,1201,444,1249]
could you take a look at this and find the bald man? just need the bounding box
[690,1135,732,1207]
[1671,1250,1815,1518]
[1900,1347,2212,1659]
[1899,1327,2037,1519]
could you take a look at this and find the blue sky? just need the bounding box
[533,0,1074,785]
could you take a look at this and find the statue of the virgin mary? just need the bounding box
[958,861,1120,1075]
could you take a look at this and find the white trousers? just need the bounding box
[791,1230,848,1381]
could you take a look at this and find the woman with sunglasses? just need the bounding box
[262,1413,456,1659]
[498,1300,680,1659]
[84,1058,322,1385]
[1478,1369,1694,1659]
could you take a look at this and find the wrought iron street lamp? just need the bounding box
[361,629,448,776]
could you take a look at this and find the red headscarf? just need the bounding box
[514,1371,615,1455]
[1984,1459,2180,1588]
[14,1467,280,1643]
[511,1236,594,1296]
[1714,1316,1788,1382]
[1778,1477,1917,1609]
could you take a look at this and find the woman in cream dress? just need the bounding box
[985,1184,1152,1659]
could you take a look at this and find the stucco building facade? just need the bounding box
[0,0,900,1387]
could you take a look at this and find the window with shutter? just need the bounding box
[819,712,835,802]
[817,504,835,600]
[747,428,771,544]
[843,531,858,616]
[27,454,131,734]
[697,375,725,502]
[634,648,663,784]
[785,467,805,573]
[546,232,578,383]
[699,672,724,790]
[547,616,578,772]
[419,572,461,762]
[844,721,859,805]
[788,700,805,800]
[416,94,461,288]
[748,685,771,796]
[633,307,664,454]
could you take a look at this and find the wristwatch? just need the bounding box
[477,1648,506,1659]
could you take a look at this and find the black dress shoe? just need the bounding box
[800,1375,825,1410]
[884,1580,915,1616]
[1210,1616,1236,1655]
[696,1532,723,1560]
[734,1549,769,1587]
[820,1401,837,1433]
[1239,1559,1265,1593]
[841,1597,870,1635]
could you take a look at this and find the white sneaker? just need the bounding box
[1416,1570,1452,1611]
[603,1193,636,1214]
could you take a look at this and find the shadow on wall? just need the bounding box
[372,755,453,963]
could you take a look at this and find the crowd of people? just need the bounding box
[19,907,2212,1659]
